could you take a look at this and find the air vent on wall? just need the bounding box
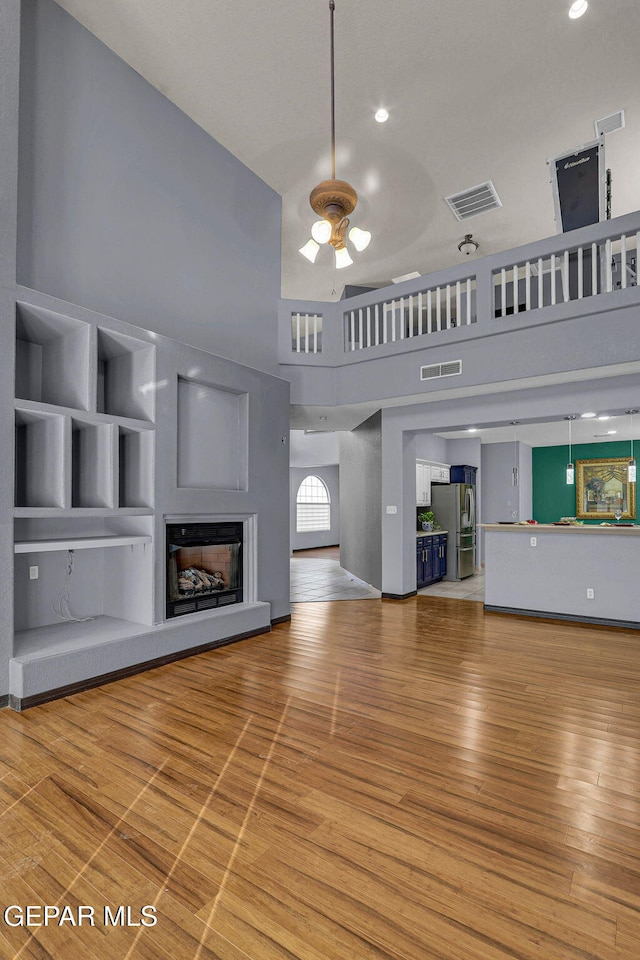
[594,110,625,137]
[444,181,502,221]
[420,360,462,381]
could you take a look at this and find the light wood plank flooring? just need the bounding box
[1,596,639,959]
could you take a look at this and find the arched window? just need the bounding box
[296,475,331,532]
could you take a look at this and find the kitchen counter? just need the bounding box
[482,523,640,628]
[416,529,448,537]
[482,522,640,536]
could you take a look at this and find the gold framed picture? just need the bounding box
[576,457,636,520]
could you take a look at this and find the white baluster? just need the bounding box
[621,234,627,289]
[512,265,519,314]
[500,268,506,317]
[446,286,452,329]
[417,292,423,336]
[591,242,598,296]
[466,279,472,324]
[537,258,543,308]
[427,290,433,334]
[366,306,371,347]
[304,312,309,352]
[358,308,364,349]
[605,239,613,293]
[525,262,531,312]
[551,254,556,305]
[577,248,583,300]
[391,300,397,342]
[399,298,405,339]
[313,314,318,353]
[350,310,355,351]
[383,302,388,344]
[455,281,461,326]
[375,303,380,346]
[562,250,570,302]
[436,289,442,331]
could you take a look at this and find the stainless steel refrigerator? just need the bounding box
[431,483,476,580]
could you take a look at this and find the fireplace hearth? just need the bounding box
[166,522,243,619]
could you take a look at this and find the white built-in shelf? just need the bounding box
[13,616,155,660]
[14,507,155,518]
[15,535,152,554]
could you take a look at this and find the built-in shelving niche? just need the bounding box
[97,328,155,422]
[15,408,67,508]
[71,419,114,508]
[13,516,155,658]
[118,426,154,508]
[15,303,91,411]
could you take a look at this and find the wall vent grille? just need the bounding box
[420,360,462,381]
[594,110,625,137]
[444,181,502,221]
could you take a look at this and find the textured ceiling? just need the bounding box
[54,0,640,303]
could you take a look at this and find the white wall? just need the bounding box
[289,430,339,467]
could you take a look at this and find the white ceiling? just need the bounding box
[55,0,640,303]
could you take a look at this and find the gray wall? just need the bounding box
[481,441,532,523]
[290,465,340,552]
[17,0,281,374]
[339,412,382,589]
[289,430,339,468]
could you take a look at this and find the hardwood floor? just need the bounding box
[1,596,639,959]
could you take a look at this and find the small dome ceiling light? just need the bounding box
[458,234,479,256]
[375,108,389,123]
[581,412,597,418]
[568,0,588,18]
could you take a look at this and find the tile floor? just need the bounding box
[417,570,485,602]
[290,557,381,603]
[290,547,484,604]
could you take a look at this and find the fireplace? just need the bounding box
[166,522,243,619]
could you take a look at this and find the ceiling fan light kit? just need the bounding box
[299,1,371,269]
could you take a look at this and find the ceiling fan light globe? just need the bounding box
[334,246,353,269]
[349,226,371,251]
[299,238,320,263]
[311,219,332,244]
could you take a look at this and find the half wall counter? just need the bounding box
[481,523,640,629]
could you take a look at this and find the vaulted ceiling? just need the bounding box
[54,0,640,303]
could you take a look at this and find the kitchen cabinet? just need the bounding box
[430,464,450,483]
[450,464,477,485]
[417,533,447,587]
[416,461,431,505]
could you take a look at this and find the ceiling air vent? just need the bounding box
[444,181,502,221]
[594,110,625,137]
[420,360,462,381]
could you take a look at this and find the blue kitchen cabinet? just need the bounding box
[417,533,447,587]
[450,464,477,485]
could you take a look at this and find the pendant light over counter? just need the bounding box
[628,409,638,483]
[565,415,576,484]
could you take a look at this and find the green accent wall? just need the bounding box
[532,441,634,523]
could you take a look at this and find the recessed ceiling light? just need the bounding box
[606,429,617,435]
[375,108,389,123]
[598,415,611,420]
[467,428,478,433]
[581,412,597,418]
[319,415,328,421]
[568,0,588,18]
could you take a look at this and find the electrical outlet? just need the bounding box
[386,505,397,514]
[29,565,39,580]
[586,588,595,599]
[530,537,537,547]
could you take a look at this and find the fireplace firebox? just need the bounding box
[166,522,243,619]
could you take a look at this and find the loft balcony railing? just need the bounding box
[280,210,640,365]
